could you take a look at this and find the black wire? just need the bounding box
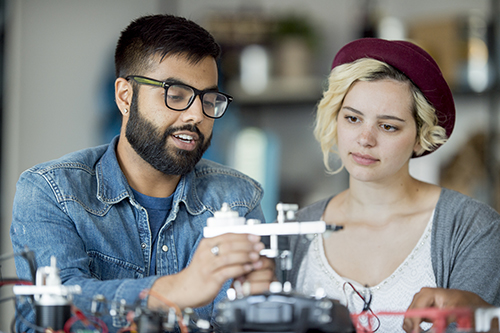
[362,284,371,312]
[361,289,380,332]
[19,247,37,283]
[362,293,372,312]
[0,247,38,283]
[10,314,15,333]
[344,282,381,332]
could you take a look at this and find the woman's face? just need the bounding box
[337,79,420,183]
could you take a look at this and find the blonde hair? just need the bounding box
[314,58,448,174]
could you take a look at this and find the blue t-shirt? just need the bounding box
[131,188,173,275]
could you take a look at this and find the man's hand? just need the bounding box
[231,254,275,296]
[403,287,493,333]
[148,233,265,310]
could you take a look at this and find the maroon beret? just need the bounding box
[332,38,455,156]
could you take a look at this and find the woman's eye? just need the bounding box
[381,124,397,131]
[346,116,358,123]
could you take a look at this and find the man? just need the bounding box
[10,14,273,332]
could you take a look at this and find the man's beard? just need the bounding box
[125,96,212,175]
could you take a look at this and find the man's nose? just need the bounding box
[179,95,204,124]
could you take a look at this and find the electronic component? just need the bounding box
[216,285,355,333]
[5,203,500,333]
[13,256,81,330]
[205,203,355,332]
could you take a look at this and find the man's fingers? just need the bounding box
[257,256,275,270]
[248,280,273,294]
[242,265,275,282]
[202,234,264,259]
[210,252,263,272]
[229,257,276,296]
[211,262,257,283]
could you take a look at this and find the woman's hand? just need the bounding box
[403,287,493,333]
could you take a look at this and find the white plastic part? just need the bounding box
[283,281,292,293]
[13,256,81,304]
[475,307,500,332]
[206,203,246,228]
[203,221,326,238]
[269,281,283,293]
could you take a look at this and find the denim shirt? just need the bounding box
[10,136,264,332]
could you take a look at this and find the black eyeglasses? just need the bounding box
[126,75,233,119]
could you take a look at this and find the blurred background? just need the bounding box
[1,0,499,329]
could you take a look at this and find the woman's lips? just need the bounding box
[351,152,379,165]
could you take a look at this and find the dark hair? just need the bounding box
[114,14,221,78]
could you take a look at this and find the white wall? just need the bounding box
[0,0,161,329]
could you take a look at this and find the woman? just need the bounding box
[288,38,500,332]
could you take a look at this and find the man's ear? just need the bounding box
[115,77,133,116]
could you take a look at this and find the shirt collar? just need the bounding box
[95,135,205,214]
[95,135,131,204]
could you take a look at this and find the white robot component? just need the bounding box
[206,204,355,333]
[475,307,500,332]
[204,203,327,258]
[13,256,81,330]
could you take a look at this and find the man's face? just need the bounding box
[125,54,217,175]
[125,93,212,175]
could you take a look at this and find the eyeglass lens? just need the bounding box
[166,85,228,118]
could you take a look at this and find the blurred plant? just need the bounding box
[273,14,319,51]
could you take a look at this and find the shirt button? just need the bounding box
[162,245,169,252]
[141,243,147,249]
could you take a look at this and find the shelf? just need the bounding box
[226,75,324,106]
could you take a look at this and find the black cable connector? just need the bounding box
[326,224,344,232]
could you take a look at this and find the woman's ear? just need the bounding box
[413,138,422,157]
[115,77,133,116]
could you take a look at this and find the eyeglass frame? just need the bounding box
[125,75,233,119]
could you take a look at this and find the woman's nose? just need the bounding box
[357,126,376,147]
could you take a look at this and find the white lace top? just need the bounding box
[296,212,436,333]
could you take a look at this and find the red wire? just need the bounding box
[63,306,109,333]
[343,282,380,331]
[350,307,473,333]
[0,279,33,287]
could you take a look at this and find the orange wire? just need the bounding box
[140,288,189,333]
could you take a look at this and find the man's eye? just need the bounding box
[167,94,185,101]
[203,100,215,109]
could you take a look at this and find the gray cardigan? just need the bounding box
[286,188,500,306]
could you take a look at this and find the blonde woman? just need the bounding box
[288,38,500,332]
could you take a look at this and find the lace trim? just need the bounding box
[314,212,433,293]
[296,211,437,332]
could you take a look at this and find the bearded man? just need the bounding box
[10,14,273,333]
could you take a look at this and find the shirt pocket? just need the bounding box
[88,250,145,280]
